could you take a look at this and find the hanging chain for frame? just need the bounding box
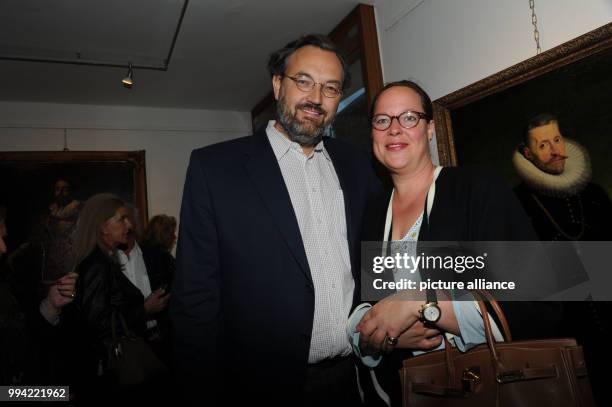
[529,0,542,54]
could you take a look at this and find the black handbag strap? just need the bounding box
[108,264,137,346]
[111,309,135,341]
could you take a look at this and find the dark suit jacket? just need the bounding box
[171,129,381,402]
[140,242,175,292]
[140,242,175,362]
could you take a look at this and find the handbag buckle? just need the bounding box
[114,342,123,358]
[461,367,481,393]
[496,370,524,383]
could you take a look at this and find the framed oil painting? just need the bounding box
[0,150,147,281]
[433,23,612,197]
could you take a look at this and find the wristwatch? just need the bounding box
[419,289,441,323]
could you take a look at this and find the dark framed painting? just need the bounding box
[0,151,148,266]
[433,23,612,196]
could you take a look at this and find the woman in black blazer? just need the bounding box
[355,81,563,406]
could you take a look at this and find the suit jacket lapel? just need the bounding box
[324,139,359,278]
[243,131,313,284]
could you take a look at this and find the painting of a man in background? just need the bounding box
[512,113,612,405]
[44,179,81,280]
[513,113,612,241]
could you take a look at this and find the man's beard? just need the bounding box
[276,96,332,146]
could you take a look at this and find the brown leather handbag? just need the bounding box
[400,291,595,406]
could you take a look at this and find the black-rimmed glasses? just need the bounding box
[371,111,431,131]
[283,75,343,98]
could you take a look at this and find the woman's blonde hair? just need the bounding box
[73,193,125,269]
[144,214,177,252]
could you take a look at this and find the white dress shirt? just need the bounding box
[267,121,354,363]
[118,242,156,329]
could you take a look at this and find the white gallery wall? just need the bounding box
[376,0,611,99]
[0,101,252,221]
[2,0,609,220]
[374,0,612,162]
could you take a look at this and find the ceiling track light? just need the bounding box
[0,0,189,73]
[122,63,134,88]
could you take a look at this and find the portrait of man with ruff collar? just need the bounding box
[513,113,612,241]
[512,113,612,405]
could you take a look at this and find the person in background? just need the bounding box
[72,193,164,402]
[0,206,78,385]
[118,208,171,362]
[141,214,177,290]
[143,215,177,252]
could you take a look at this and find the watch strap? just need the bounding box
[426,288,437,304]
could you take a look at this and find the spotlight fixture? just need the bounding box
[122,63,134,88]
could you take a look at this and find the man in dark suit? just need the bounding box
[171,34,381,405]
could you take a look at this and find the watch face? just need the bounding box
[423,304,441,322]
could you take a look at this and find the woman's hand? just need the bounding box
[144,288,170,315]
[396,321,443,350]
[47,272,79,310]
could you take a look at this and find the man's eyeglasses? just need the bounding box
[283,75,343,98]
[371,111,431,131]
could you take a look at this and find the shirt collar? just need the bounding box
[266,120,330,161]
[120,241,141,262]
[132,241,142,256]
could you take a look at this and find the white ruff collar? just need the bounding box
[512,139,591,197]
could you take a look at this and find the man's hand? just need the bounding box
[356,291,424,353]
[144,288,170,315]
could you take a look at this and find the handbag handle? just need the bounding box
[474,289,512,342]
[110,308,137,358]
[464,294,559,385]
[109,265,137,343]
[471,290,522,376]
[473,291,501,363]
[440,290,512,385]
[111,309,136,340]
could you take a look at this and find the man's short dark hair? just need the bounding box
[519,113,560,151]
[369,80,433,120]
[267,34,351,90]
